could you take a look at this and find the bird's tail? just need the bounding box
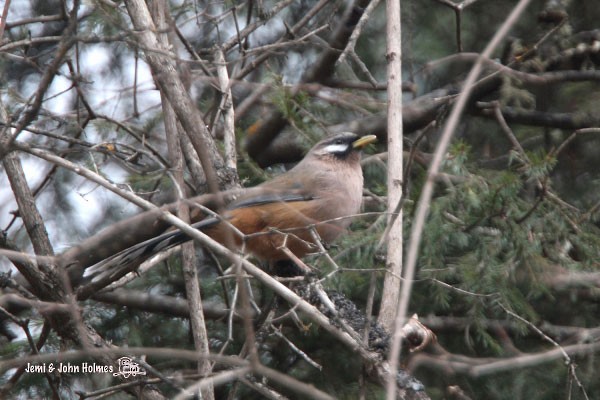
[83,218,219,284]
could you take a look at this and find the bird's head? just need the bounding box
[309,132,377,162]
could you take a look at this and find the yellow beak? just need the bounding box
[352,134,378,149]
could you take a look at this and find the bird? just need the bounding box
[84,132,377,283]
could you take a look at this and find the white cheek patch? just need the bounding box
[323,143,349,154]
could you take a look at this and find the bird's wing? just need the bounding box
[226,172,319,210]
[227,192,315,209]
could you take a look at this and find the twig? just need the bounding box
[220,0,295,53]
[0,0,12,40]
[337,0,382,66]
[215,48,237,172]
[271,324,322,370]
[498,302,590,399]
[173,367,252,400]
[551,127,600,159]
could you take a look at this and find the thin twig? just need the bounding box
[337,0,382,65]
[0,0,12,39]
